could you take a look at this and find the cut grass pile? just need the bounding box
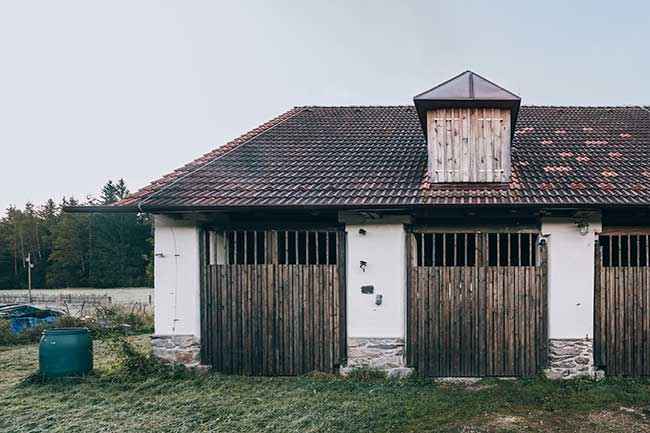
[1,338,650,432]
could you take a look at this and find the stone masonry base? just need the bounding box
[340,337,413,379]
[545,338,601,380]
[151,335,201,367]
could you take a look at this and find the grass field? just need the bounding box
[1,338,650,432]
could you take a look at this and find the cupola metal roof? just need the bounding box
[413,70,521,135]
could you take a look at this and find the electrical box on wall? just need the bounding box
[361,285,374,294]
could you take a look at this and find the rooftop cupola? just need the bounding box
[414,71,521,183]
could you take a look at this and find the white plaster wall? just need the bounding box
[542,216,601,339]
[153,215,201,337]
[346,224,406,338]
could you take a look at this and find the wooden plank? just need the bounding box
[540,239,549,370]
[261,262,268,374]
[338,231,347,367]
[486,266,494,375]
[418,266,426,373]
[242,264,250,375]
[636,266,643,376]
[226,264,234,373]
[486,109,495,182]
[314,264,322,371]
[454,264,460,376]
[501,110,511,183]
[405,233,414,367]
[222,265,230,373]
[469,109,477,182]
[519,264,535,376]
[608,265,613,373]
[326,264,333,372]
[478,234,487,376]
[504,266,511,375]
[302,261,311,372]
[475,110,484,183]
[291,264,298,374]
[594,244,602,366]
[423,267,430,375]
[464,266,472,376]
[249,264,255,374]
[499,265,505,375]
[432,267,440,376]
[439,108,450,183]
[461,109,469,182]
[332,265,340,367]
[627,266,634,374]
[272,263,279,375]
[280,264,288,374]
[645,265,649,376]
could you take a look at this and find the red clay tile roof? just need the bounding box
[115,105,650,210]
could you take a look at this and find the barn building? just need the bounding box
[72,71,650,379]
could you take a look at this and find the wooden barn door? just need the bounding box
[406,230,548,377]
[595,232,650,376]
[200,229,346,375]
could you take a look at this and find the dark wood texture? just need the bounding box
[407,231,548,377]
[202,230,346,375]
[595,233,650,376]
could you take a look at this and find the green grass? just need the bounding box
[1,340,650,432]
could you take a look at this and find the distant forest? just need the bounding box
[0,179,153,289]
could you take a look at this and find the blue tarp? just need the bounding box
[0,304,62,334]
[10,316,58,334]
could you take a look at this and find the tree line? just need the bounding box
[0,179,152,289]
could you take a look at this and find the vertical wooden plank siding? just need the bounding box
[406,231,548,377]
[595,233,650,376]
[201,229,346,376]
[427,108,512,183]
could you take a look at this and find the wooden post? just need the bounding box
[540,238,549,368]
[25,253,33,303]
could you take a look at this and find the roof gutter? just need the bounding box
[63,202,650,214]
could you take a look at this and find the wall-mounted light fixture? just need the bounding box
[359,260,367,272]
[358,228,367,235]
[576,220,589,236]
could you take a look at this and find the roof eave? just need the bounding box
[63,202,650,214]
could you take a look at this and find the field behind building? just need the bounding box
[0,287,153,316]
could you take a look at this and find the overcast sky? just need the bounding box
[1,0,649,214]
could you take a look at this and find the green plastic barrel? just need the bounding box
[39,328,93,377]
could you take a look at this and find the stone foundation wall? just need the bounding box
[341,337,412,378]
[545,338,600,380]
[151,335,201,367]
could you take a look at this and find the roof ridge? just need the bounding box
[300,104,650,109]
[521,105,650,109]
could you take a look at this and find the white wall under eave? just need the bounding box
[346,224,406,339]
[542,216,602,339]
[153,215,201,337]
